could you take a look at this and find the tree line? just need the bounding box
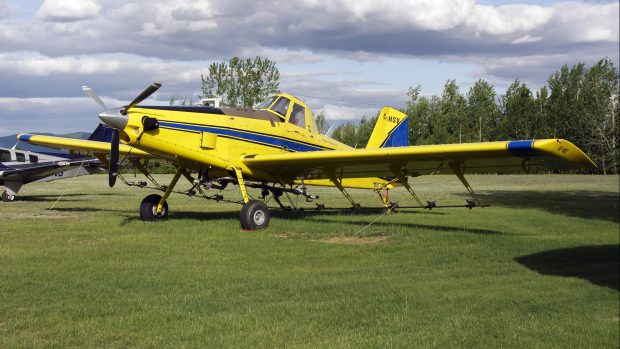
[331,59,619,174]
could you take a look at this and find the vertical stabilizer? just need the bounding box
[366,107,409,148]
[88,123,115,142]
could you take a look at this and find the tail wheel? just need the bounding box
[1,191,15,202]
[240,200,270,230]
[140,194,168,221]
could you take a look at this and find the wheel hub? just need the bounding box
[253,210,265,225]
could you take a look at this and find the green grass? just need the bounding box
[1,174,618,348]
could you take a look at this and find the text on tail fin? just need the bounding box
[366,107,409,148]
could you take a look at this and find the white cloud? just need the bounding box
[0,0,12,19]
[37,0,102,22]
[511,35,543,44]
[467,4,552,36]
[316,104,379,121]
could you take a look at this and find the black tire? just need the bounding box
[240,200,270,230]
[1,191,15,202]
[139,194,168,221]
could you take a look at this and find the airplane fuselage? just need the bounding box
[114,94,387,188]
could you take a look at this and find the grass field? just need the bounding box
[1,174,618,348]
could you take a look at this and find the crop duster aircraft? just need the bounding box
[18,83,596,229]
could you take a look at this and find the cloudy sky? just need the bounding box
[0,0,618,136]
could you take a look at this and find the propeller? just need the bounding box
[122,82,161,114]
[83,83,162,187]
[109,129,119,187]
[82,86,107,109]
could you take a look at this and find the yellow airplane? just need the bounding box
[18,83,596,229]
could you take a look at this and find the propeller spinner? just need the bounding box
[83,83,161,187]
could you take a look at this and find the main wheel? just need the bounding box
[1,191,15,202]
[139,194,168,221]
[240,200,270,230]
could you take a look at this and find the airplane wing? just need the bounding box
[242,139,596,180]
[0,158,101,182]
[16,133,151,157]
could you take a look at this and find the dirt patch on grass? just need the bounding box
[322,236,390,245]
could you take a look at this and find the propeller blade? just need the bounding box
[109,129,119,187]
[82,86,107,110]
[123,82,161,114]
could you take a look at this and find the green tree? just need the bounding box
[201,56,280,107]
[406,85,433,145]
[331,114,378,148]
[580,59,619,173]
[466,79,500,142]
[357,116,377,146]
[547,63,587,142]
[332,122,359,147]
[547,60,619,173]
[501,80,538,139]
[435,80,467,143]
[315,111,328,134]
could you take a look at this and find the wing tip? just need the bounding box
[16,133,33,142]
[534,139,598,170]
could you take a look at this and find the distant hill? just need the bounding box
[0,132,90,153]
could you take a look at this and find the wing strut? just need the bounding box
[328,173,360,209]
[448,161,480,208]
[391,169,425,207]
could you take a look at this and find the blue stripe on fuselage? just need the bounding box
[158,121,322,152]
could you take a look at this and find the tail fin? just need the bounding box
[87,123,115,142]
[366,107,409,148]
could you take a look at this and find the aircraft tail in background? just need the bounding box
[87,123,115,142]
[366,107,409,148]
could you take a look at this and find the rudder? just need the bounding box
[87,123,115,142]
[366,107,409,148]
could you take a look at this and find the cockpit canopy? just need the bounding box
[257,94,318,134]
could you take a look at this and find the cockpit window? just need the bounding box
[15,152,25,162]
[256,96,278,110]
[270,97,291,117]
[0,150,10,162]
[289,104,306,129]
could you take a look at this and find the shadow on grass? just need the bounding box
[109,208,502,236]
[16,192,119,202]
[477,190,619,223]
[16,193,87,202]
[52,203,501,236]
[515,244,620,291]
[50,207,135,215]
[309,217,505,235]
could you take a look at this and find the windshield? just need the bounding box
[270,97,291,117]
[255,96,277,109]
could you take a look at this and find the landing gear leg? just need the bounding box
[139,167,183,221]
[2,181,21,202]
[234,167,269,230]
[1,190,15,202]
